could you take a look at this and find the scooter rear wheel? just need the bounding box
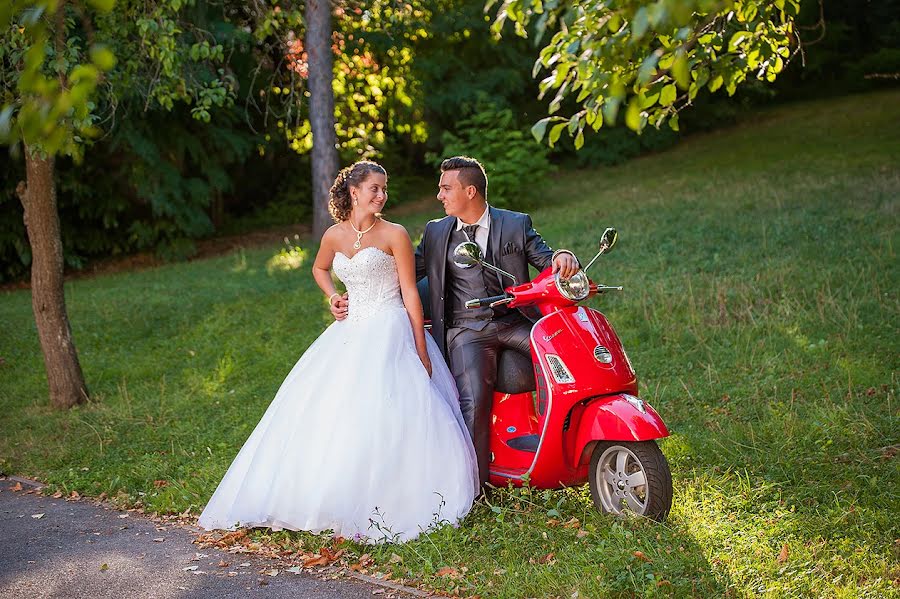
[588,441,672,521]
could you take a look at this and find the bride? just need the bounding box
[198,160,478,543]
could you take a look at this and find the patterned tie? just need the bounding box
[462,224,479,246]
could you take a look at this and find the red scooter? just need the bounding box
[452,228,673,520]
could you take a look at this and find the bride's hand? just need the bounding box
[419,350,432,378]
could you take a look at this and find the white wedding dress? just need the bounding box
[198,246,478,543]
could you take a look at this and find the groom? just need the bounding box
[413,156,578,487]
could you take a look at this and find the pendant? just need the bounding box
[353,240,361,249]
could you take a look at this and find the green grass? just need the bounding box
[2,90,899,598]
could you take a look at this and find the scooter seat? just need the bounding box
[496,349,535,395]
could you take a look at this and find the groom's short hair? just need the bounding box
[441,156,488,200]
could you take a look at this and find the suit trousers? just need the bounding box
[446,317,532,487]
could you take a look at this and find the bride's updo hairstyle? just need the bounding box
[328,160,388,223]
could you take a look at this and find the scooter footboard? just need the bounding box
[567,394,669,468]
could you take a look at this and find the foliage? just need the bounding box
[433,101,553,208]
[489,0,802,145]
[1,91,897,597]
[0,0,116,156]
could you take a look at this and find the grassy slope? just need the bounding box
[1,90,898,597]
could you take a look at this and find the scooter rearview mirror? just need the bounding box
[452,241,482,269]
[598,228,618,254]
[452,240,519,284]
[582,227,619,274]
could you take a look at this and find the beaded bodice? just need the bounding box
[333,247,404,321]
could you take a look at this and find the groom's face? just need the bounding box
[437,170,473,218]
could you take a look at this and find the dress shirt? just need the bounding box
[455,204,491,256]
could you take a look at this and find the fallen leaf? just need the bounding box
[227,572,237,577]
[389,553,403,564]
[69,491,80,499]
[656,580,672,587]
[52,491,63,499]
[546,518,560,527]
[153,480,168,488]
[217,560,229,568]
[11,482,22,492]
[349,563,364,572]
[286,566,301,574]
[538,552,556,565]
[303,555,330,568]
[183,566,199,571]
[633,551,651,563]
[265,569,279,577]
[118,514,129,519]
[238,562,251,567]
[576,529,589,539]
[31,513,44,519]
[436,566,459,578]
[100,563,108,571]
[563,517,581,529]
[777,544,789,564]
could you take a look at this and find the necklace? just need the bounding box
[350,217,379,249]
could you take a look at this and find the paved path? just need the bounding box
[0,477,414,599]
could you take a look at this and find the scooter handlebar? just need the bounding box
[465,294,511,309]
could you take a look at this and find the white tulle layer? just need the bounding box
[197,305,478,543]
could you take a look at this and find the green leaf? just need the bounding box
[549,122,566,146]
[672,52,690,89]
[87,0,115,11]
[574,130,584,150]
[631,7,649,39]
[89,46,116,71]
[531,117,551,142]
[660,84,677,106]
[709,73,724,92]
[625,98,641,131]
[668,113,679,132]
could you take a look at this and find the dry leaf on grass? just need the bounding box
[436,566,459,578]
[11,482,22,492]
[633,551,651,562]
[777,544,789,564]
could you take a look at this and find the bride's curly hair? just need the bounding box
[328,160,388,223]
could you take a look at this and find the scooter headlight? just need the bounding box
[556,270,590,301]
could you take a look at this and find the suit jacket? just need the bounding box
[415,206,555,360]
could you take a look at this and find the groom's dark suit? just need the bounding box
[415,206,555,486]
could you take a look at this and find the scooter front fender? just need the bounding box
[568,394,669,468]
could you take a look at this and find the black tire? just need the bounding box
[588,441,672,521]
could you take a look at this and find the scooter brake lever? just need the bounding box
[489,297,514,308]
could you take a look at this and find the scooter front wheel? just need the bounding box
[589,441,672,521]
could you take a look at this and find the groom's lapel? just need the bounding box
[487,206,504,286]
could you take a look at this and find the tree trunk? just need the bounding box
[306,0,339,241]
[17,147,89,409]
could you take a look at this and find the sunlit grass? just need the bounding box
[1,90,898,597]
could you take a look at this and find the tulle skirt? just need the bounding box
[197,305,478,543]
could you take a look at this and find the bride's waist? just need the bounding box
[346,296,405,320]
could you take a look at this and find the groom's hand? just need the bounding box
[330,293,349,320]
[552,251,580,279]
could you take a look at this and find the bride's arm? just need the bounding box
[312,226,347,320]
[391,224,432,377]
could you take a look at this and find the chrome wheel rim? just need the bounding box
[595,445,648,515]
